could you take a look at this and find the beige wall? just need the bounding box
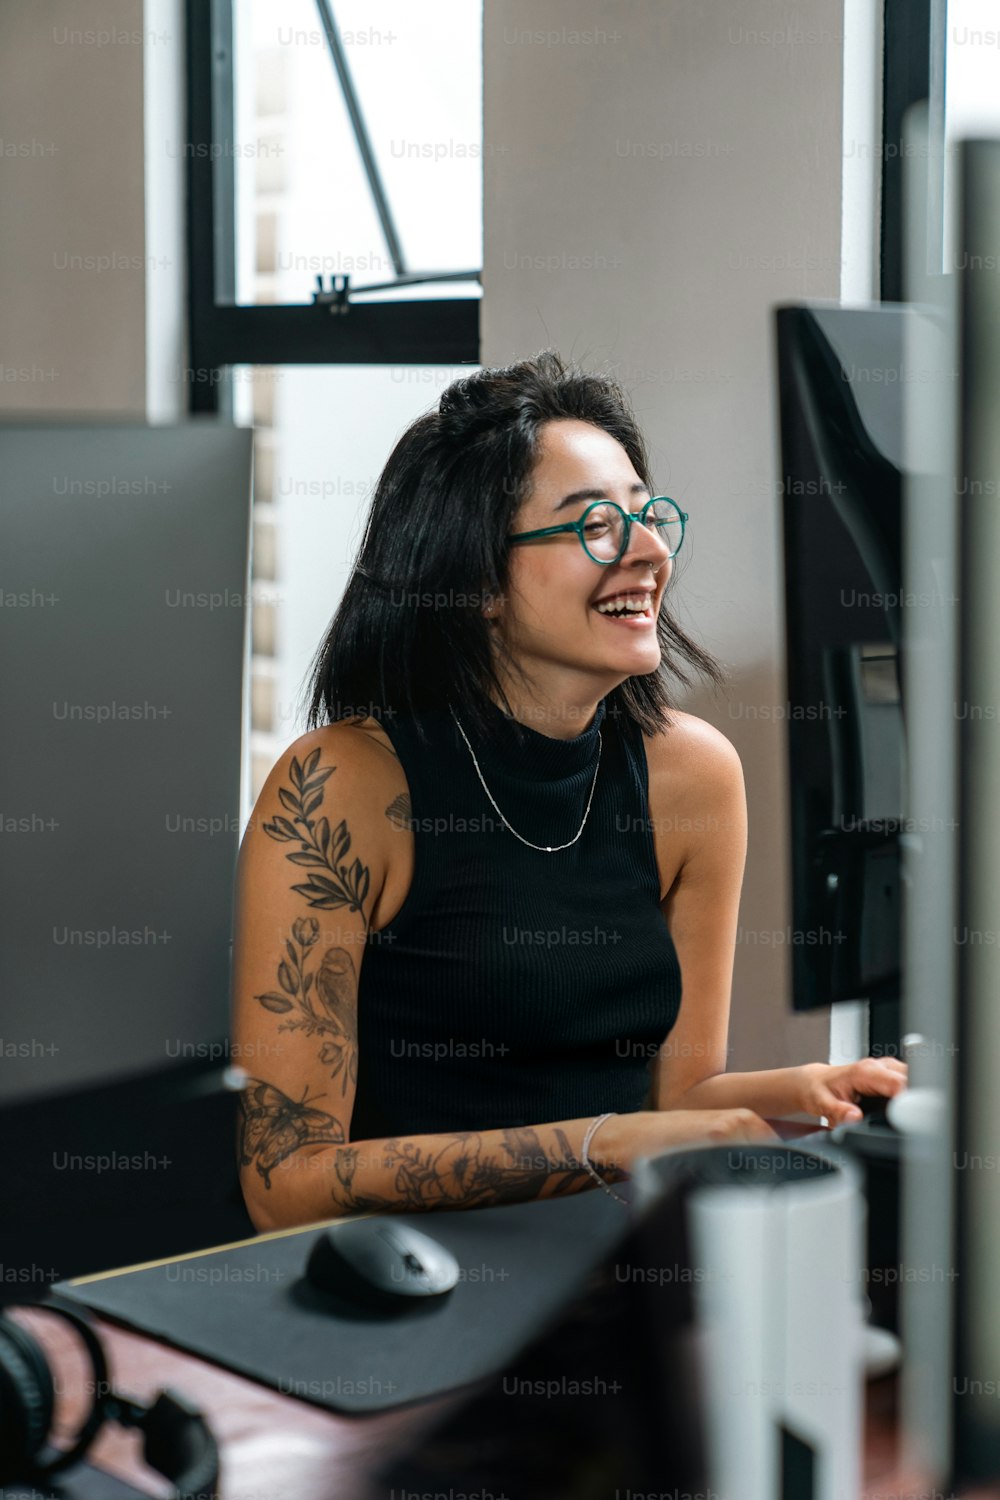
[482,0,847,1070]
[0,0,147,415]
[2,0,846,1068]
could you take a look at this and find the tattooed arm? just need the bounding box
[231,724,773,1233]
[238,1083,638,1227]
[230,723,634,1231]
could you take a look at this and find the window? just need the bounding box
[231,0,482,308]
[185,0,481,411]
[880,0,1000,294]
[942,0,1000,272]
[184,1,483,815]
[234,363,475,817]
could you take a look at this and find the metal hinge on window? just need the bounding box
[311,269,482,315]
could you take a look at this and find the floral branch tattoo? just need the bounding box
[238,1078,624,1210]
[327,1126,609,1215]
[262,748,370,920]
[251,749,366,1091]
[254,919,358,1094]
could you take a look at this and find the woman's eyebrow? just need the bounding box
[552,481,651,514]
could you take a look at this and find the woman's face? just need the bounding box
[493,418,673,704]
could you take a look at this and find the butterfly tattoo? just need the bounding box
[237,1078,345,1190]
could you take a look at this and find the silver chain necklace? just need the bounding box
[449,705,602,853]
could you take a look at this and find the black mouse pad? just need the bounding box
[51,1189,636,1413]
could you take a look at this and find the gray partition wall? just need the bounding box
[0,423,252,1103]
[955,137,1000,1483]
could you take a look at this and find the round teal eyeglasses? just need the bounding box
[507,495,687,566]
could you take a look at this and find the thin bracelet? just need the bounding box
[580,1111,629,1207]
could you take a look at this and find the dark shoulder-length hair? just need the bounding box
[303,349,725,745]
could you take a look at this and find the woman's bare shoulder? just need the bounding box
[638,711,746,895]
[641,708,743,785]
[305,714,398,757]
[273,716,400,773]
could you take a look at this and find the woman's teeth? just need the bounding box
[593,594,651,617]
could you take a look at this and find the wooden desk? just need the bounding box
[862,1374,1000,1500]
[9,1299,466,1500]
[10,1300,1000,1500]
[9,1130,998,1500]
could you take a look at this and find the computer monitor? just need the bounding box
[895,103,961,1490]
[894,129,1000,1495]
[775,303,909,1054]
[0,421,253,1103]
[951,135,1000,1486]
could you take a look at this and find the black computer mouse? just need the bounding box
[305,1218,461,1308]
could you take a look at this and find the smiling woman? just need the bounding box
[229,350,907,1232]
[305,350,721,743]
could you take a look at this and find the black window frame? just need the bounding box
[184,0,480,415]
[880,0,947,301]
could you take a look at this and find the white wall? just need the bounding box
[0,0,149,415]
[144,0,186,422]
[483,0,850,1070]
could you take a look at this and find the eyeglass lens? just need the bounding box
[581,498,683,561]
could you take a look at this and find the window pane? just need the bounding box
[229,362,480,825]
[231,0,482,306]
[943,2,1000,272]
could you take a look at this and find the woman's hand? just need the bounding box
[594,1107,782,1176]
[795,1057,909,1125]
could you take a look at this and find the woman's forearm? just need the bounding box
[242,1114,631,1233]
[668,1065,809,1119]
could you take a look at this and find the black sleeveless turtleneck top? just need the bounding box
[350,696,682,1140]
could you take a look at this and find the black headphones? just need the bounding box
[0,1300,218,1498]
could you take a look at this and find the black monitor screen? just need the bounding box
[775,304,907,1012]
